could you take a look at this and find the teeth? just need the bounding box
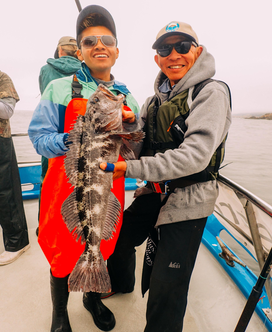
[95,54,108,58]
[170,65,182,69]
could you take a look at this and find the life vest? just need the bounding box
[141,79,231,179]
[38,76,125,278]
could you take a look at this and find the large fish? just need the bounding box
[61,84,144,293]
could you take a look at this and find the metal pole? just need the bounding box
[234,247,272,332]
[245,201,272,308]
[75,0,82,12]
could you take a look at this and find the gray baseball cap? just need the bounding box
[54,36,77,59]
[152,21,199,49]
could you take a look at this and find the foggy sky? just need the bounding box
[1,0,271,114]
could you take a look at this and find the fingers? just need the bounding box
[100,162,115,171]
[122,105,135,123]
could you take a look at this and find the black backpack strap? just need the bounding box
[216,80,232,110]
[192,78,214,101]
[72,74,83,99]
[193,78,232,109]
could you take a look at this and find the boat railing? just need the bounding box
[218,174,272,217]
[218,174,272,310]
[12,133,29,137]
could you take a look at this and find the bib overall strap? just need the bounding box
[72,74,83,99]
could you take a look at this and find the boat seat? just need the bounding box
[19,164,41,200]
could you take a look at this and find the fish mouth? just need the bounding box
[98,85,124,102]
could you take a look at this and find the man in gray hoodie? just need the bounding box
[101,21,232,331]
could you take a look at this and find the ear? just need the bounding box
[58,46,67,58]
[115,47,119,59]
[154,54,161,68]
[195,46,203,59]
[77,49,83,61]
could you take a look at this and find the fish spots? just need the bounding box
[86,160,99,169]
[91,226,101,238]
[77,201,85,212]
[86,139,112,151]
[87,246,100,258]
[90,184,104,195]
[78,172,84,180]
[92,204,101,215]
[78,156,86,172]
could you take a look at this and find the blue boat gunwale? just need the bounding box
[204,213,272,331]
[19,164,139,200]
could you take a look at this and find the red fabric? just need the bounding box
[38,98,124,277]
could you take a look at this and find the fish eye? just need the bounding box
[90,97,100,105]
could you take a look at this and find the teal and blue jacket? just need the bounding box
[39,56,81,94]
[28,63,140,159]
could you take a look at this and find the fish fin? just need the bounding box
[110,129,145,142]
[61,190,85,244]
[68,250,111,293]
[102,192,122,241]
[120,143,136,160]
[64,115,84,187]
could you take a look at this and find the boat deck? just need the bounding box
[0,199,198,332]
[1,192,270,331]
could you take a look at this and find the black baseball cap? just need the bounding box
[76,5,117,47]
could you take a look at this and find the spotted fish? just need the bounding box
[61,84,144,293]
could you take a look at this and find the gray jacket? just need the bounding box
[125,46,232,226]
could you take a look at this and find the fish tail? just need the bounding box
[68,251,111,293]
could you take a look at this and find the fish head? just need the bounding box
[86,84,125,133]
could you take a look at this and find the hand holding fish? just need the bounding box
[122,105,135,123]
[100,161,127,181]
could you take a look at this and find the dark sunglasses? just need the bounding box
[157,40,198,57]
[80,35,116,49]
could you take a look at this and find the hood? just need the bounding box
[47,56,81,75]
[154,46,216,100]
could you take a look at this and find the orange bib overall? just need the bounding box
[38,98,125,277]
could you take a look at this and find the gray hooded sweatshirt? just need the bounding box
[125,46,232,226]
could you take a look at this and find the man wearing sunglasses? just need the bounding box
[28,5,139,332]
[101,21,231,331]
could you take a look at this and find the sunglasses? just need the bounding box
[80,35,116,49]
[157,40,198,57]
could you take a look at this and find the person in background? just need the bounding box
[28,5,139,332]
[37,36,82,236]
[39,36,82,95]
[0,71,30,266]
[100,21,232,331]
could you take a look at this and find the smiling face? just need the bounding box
[154,35,202,86]
[78,26,119,81]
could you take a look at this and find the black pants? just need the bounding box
[0,137,29,251]
[107,193,207,332]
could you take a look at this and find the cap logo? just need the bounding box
[166,22,180,32]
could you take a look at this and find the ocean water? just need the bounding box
[10,111,272,206]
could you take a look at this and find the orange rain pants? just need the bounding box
[38,98,125,277]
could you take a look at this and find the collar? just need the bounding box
[77,62,130,95]
[159,78,175,93]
